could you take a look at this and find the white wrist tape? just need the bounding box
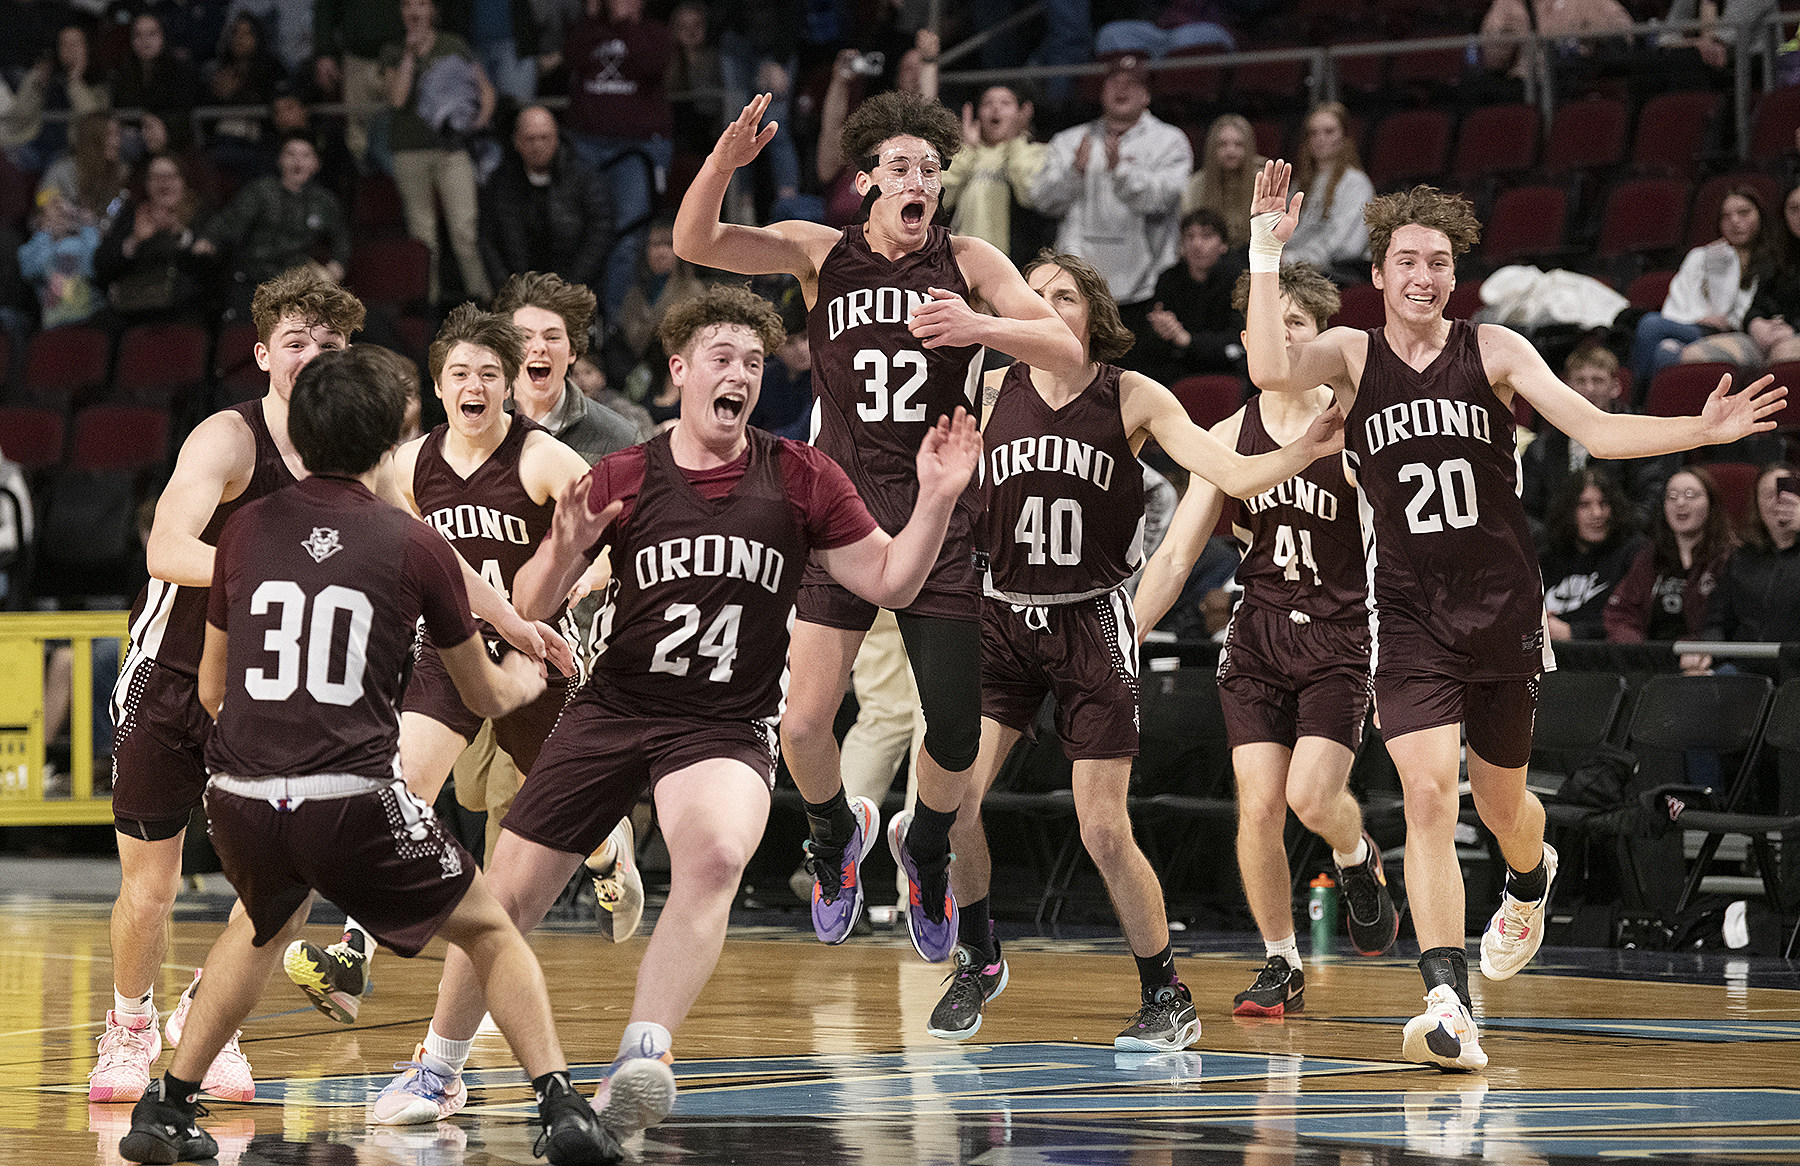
[1249,210,1285,274]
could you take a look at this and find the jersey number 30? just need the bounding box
[650,603,742,681]
[244,580,373,706]
[854,349,928,422]
[1398,459,1480,535]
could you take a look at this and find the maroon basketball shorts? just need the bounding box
[204,776,476,957]
[402,638,572,775]
[502,690,780,858]
[980,589,1140,761]
[1216,603,1372,753]
[797,534,980,630]
[110,650,213,840]
[1370,612,1542,769]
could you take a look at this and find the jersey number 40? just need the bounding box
[1014,496,1084,566]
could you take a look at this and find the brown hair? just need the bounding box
[428,302,525,388]
[72,113,125,219]
[1022,249,1134,363]
[356,343,420,406]
[1292,102,1362,222]
[1365,184,1481,268]
[1720,185,1780,290]
[1743,463,1798,552]
[841,90,963,172]
[1564,342,1620,379]
[290,347,406,476]
[1545,465,1636,555]
[1188,113,1265,246]
[1653,465,1736,573]
[492,270,600,360]
[658,283,785,360]
[250,266,366,346]
[1232,261,1341,328]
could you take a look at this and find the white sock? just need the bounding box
[114,986,154,1020]
[424,1025,473,1074]
[1264,935,1303,968]
[1333,836,1369,870]
[618,1021,672,1062]
[585,837,616,873]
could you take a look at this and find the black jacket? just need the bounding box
[1704,540,1800,642]
[478,141,614,293]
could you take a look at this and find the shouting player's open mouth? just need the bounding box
[901,198,928,228]
[713,391,747,423]
[460,398,487,421]
[525,361,553,388]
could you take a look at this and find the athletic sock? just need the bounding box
[907,800,957,870]
[161,1071,202,1112]
[1134,944,1179,992]
[618,1020,673,1061]
[585,836,617,872]
[1264,934,1303,969]
[115,986,154,1020]
[958,897,996,964]
[1419,946,1472,1012]
[802,789,856,851]
[531,1069,576,1105]
[1332,836,1369,870]
[423,1025,473,1074]
[1505,857,1548,902]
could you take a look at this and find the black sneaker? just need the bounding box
[1336,831,1400,956]
[1114,981,1200,1051]
[119,1079,217,1165]
[1232,955,1306,1017]
[534,1082,624,1165]
[926,942,1009,1040]
[283,937,368,1023]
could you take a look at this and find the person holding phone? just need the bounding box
[1705,463,1800,643]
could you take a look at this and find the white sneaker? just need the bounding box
[592,1052,676,1135]
[1480,843,1558,981]
[587,817,645,943]
[1401,985,1488,1072]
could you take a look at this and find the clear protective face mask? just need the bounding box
[864,140,943,199]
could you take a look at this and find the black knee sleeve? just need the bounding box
[896,612,981,773]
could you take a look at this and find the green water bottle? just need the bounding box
[1309,873,1339,954]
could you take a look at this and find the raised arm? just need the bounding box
[926,234,1085,377]
[1487,324,1787,459]
[146,410,257,588]
[673,93,837,282]
[813,410,981,605]
[1243,160,1357,397]
[1133,459,1227,642]
[1127,372,1341,499]
[514,472,623,621]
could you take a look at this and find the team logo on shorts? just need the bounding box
[302,527,344,564]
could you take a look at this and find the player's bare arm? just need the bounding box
[1243,160,1363,403]
[519,429,593,505]
[1131,412,1241,639]
[1123,371,1343,499]
[198,623,229,719]
[925,235,1085,376]
[144,410,258,587]
[513,473,623,621]
[813,409,982,606]
[437,631,548,720]
[1483,323,1788,458]
[673,93,839,296]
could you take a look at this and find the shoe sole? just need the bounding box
[814,798,880,946]
[889,813,957,963]
[283,942,359,1024]
[595,1057,676,1134]
[1232,992,1303,1018]
[543,1116,623,1166]
[1114,1016,1201,1052]
[88,1081,149,1103]
[118,1130,216,1165]
[1401,1015,1488,1072]
[926,961,1010,1041]
[593,871,645,944]
[371,1080,468,1126]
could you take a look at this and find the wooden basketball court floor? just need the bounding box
[4,888,1800,1166]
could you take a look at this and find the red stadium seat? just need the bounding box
[1630,91,1719,176]
[113,323,209,402]
[1758,362,1800,431]
[1625,269,1676,310]
[1368,109,1451,190]
[68,405,170,471]
[1702,461,1760,535]
[1482,185,1567,267]
[1169,375,1244,429]
[1447,280,1483,320]
[352,172,407,234]
[1646,363,1735,418]
[1335,283,1385,330]
[23,326,109,406]
[1248,117,1287,161]
[214,320,260,381]
[0,405,65,468]
[1389,43,1465,92]
[1330,41,1386,98]
[1231,48,1307,102]
[1686,173,1782,249]
[1749,86,1800,165]
[1596,178,1688,261]
[1451,104,1539,182]
[1154,45,1227,103]
[348,237,431,309]
[1540,97,1627,177]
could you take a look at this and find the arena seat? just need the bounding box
[1596,177,1688,262]
[0,405,65,469]
[1481,185,1567,267]
[68,404,170,472]
[1368,108,1452,190]
[1169,374,1244,430]
[1630,91,1720,176]
[1540,96,1628,177]
[1645,362,1734,418]
[1451,103,1540,182]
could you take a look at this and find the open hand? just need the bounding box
[711,94,779,173]
[1252,159,1303,244]
[916,407,982,500]
[908,287,986,349]
[550,473,623,553]
[1303,402,1346,458]
[1700,371,1786,443]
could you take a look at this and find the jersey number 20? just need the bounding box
[1398,459,1480,535]
[650,603,742,681]
[243,580,373,706]
[854,349,928,422]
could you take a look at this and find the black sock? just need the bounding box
[161,1071,202,1112]
[1506,857,1548,902]
[340,925,368,956]
[532,1069,576,1107]
[802,789,855,851]
[1134,944,1178,992]
[959,897,995,962]
[907,800,957,869]
[1419,946,1471,1011]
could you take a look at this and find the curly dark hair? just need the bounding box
[1231,261,1341,328]
[1023,249,1133,363]
[1545,466,1636,556]
[251,266,366,346]
[492,270,599,359]
[427,302,525,389]
[841,90,962,172]
[1365,184,1481,268]
[659,283,785,360]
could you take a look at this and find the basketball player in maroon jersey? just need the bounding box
[1136,264,1397,1020]
[370,285,981,1135]
[119,347,621,1166]
[1245,164,1785,1069]
[675,91,1084,963]
[928,252,1341,1045]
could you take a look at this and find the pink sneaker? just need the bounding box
[88,1009,161,1102]
[164,968,257,1102]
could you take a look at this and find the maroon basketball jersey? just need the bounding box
[1346,320,1550,677]
[977,362,1145,604]
[1232,395,1365,623]
[412,415,557,632]
[587,429,852,721]
[807,224,983,578]
[205,476,478,780]
[126,399,298,677]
